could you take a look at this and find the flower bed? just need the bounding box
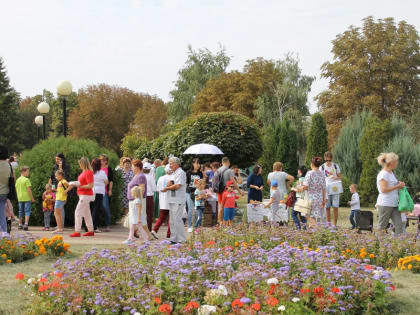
[395,254,420,273]
[20,226,402,314]
[0,234,70,264]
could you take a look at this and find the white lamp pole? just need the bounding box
[37,101,50,140]
[57,80,72,137]
[34,115,43,141]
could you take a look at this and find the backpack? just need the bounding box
[212,168,228,193]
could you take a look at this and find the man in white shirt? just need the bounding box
[143,162,156,231]
[321,152,342,226]
[161,157,186,244]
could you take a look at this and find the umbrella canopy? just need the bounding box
[183,143,224,155]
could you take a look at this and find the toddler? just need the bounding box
[221,180,239,226]
[265,180,287,226]
[167,180,176,197]
[348,184,360,229]
[42,184,56,231]
[15,166,35,231]
[194,179,208,231]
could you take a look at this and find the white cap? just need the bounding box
[143,162,152,170]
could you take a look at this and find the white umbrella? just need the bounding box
[183,143,224,155]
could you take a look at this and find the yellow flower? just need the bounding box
[369,254,375,259]
[401,266,406,270]
[408,264,413,270]
[346,249,351,253]
[234,242,239,247]
[6,259,11,264]
[360,252,366,258]
[394,267,399,272]
[1,254,6,259]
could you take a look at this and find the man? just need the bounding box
[321,151,342,227]
[161,157,186,244]
[215,157,243,225]
[143,162,156,231]
[99,154,113,232]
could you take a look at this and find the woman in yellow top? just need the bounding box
[53,170,70,234]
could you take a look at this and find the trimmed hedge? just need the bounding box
[17,137,123,227]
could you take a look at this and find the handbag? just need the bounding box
[7,164,17,201]
[398,187,414,212]
[294,192,312,215]
[327,180,343,195]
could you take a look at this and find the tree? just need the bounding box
[333,111,372,184]
[128,95,168,140]
[168,45,230,123]
[68,84,147,153]
[359,116,390,206]
[0,57,22,153]
[316,16,420,144]
[276,119,298,175]
[305,113,328,167]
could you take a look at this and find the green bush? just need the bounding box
[121,134,148,157]
[339,176,352,207]
[17,137,123,227]
[133,112,262,168]
[305,113,328,167]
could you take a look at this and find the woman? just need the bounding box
[291,165,308,229]
[90,158,108,233]
[119,158,134,215]
[49,153,71,226]
[376,152,405,235]
[267,162,294,198]
[300,157,326,226]
[0,145,11,234]
[247,165,264,203]
[99,154,113,232]
[186,158,203,232]
[69,157,95,237]
[127,160,147,234]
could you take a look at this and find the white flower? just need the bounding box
[373,270,383,276]
[278,305,286,311]
[217,284,228,296]
[133,312,141,315]
[267,277,278,285]
[27,278,36,285]
[292,297,300,303]
[198,305,217,315]
[37,273,43,278]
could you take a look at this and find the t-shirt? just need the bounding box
[50,163,71,187]
[16,176,32,202]
[155,166,166,183]
[56,179,69,201]
[217,166,234,186]
[157,174,170,210]
[270,189,282,212]
[101,166,114,194]
[168,167,187,204]
[0,160,11,195]
[93,170,108,195]
[195,189,206,207]
[321,163,341,185]
[127,173,147,200]
[296,176,305,199]
[186,170,203,193]
[145,172,156,197]
[377,170,399,207]
[267,171,289,195]
[10,161,18,171]
[350,192,360,211]
[77,170,94,196]
[221,190,239,208]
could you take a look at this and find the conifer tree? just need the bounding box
[305,113,328,167]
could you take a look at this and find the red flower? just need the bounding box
[158,304,171,313]
[331,287,340,294]
[364,265,373,270]
[313,287,324,297]
[268,284,276,295]
[38,284,49,292]
[251,303,261,311]
[300,288,310,294]
[328,296,337,304]
[15,273,24,280]
[232,299,244,308]
[390,284,396,291]
[55,272,63,278]
[154,297,162,305]
[184,301,199,312]
[266,297,279,306]
[50,282,60,288]
[38,278,47,283]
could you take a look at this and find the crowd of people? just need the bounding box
[0,142,414,241]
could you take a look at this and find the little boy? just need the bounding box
[265,180,286,226]
[348,184,360,229]
[15,166,35,231]
[221,180,239,226]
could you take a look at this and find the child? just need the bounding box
[194,179,208,231]
[291,166,308,230]
[265,180,287,226]
[5,199,16,234]
[221,180,239,226]
[42,184,56,231]
[123,186,152,245]
[348,184,360,229]
[167,180,176,197]
[53,170,69,234]
[15,166,35,231]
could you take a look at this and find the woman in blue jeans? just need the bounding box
[0,145,11,234]
[185,158,203,233]
[291,165,308,230]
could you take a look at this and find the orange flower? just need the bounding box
[158,304,171,313]
[184,301,199,311]
[390,284,396,291]
[300,288,310,294]
[38,278,48,283]
[154,297,162,304]
[38,284,49,292]
[364,265,373,270]
[266,297,279,306]
[251,303,261,311]
[232,299,244,308]
[313,287,324,297]
[330,287,340,294]
[328,296,337,304]
[56,272,63,278]
[15,273,24,280]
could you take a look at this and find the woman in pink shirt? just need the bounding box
[69,157,95,237]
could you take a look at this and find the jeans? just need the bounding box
[90,194,105,230]
[0,194,7,233]
[195,206,204,227]
[102,194,111,226]
[44,211,53,227]
[18,201,32,218]
[291,209,307,229]
[349,210,359,228]
[186,195,196,228]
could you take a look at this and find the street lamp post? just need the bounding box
[37,101,50,140]
[34,115,43,141]
[57,81,72,137]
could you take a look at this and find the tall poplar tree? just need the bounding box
[305,113,328,167]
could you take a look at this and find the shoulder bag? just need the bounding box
[7,164,17,201]
[294,191,312,216]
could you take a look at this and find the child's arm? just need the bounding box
[136,202,142,224]
[265,197,274,208]
[42,191,47,200]
[27,187,35,203]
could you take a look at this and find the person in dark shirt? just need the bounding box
[247,165,264,203]
[49,153,71,189]
[185,158,203,232]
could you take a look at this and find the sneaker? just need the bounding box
[70,232,81,237]
[94,229,102,233]
[18,225,23,230]
[83,231,95,237]
[122,239,135,245]
[187,227,193,233]
[23,225,28,231]
[151,230,159,239]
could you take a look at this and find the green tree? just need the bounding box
[359,117,391,206]
[333,111,372,184]
[316,16,420,143]
[276,119,298,175]
[0,57,22,153]
[305,113,328,167]
[168,45,230,123]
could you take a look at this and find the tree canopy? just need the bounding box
[316,16,420,143]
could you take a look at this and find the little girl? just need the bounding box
[194,179,208,232]
[42,184,56,231]
[124,186,152,245]
[221,180,239,226]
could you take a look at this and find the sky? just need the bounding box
[1,0,419,113]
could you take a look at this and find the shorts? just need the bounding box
[326,194,340,208]
[18,202,32,217]
[223,208,235,221]
[55,200,66,209]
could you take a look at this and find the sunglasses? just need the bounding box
[325,160,332,162]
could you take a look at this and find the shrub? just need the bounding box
[305,113,328,167]
[121,134,148,157]
[339,176,352,207]
[17,137,123,227]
